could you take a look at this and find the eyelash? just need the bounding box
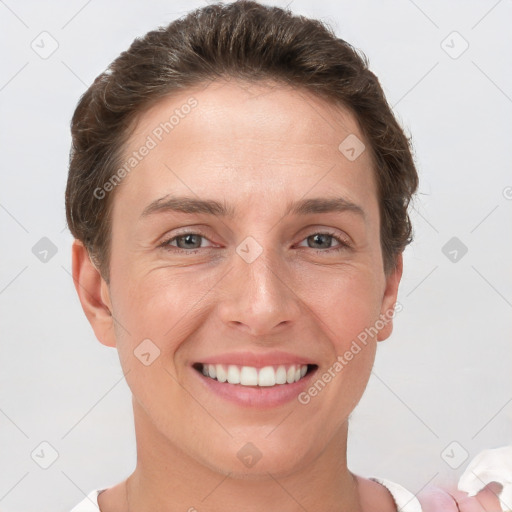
[159,230,351,255]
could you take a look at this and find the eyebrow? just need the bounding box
[140,194,365,219]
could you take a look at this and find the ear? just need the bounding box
[71,239,116,348]
[377,252,403,342]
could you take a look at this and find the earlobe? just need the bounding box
[377,253,403,342]
[71,239,116,348]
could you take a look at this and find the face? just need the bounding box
[85,79,401,478]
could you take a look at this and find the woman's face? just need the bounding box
[98,79,401,477]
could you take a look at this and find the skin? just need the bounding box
[72,79,502,512]
[418,482,504,511]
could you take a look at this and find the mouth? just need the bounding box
[192,362,318,387]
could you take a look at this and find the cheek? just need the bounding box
[295,274,380,418]
[109,270,201,414]
[304,266,384,342]
[303,268,381,394]
[110,236,207,321]
[108,261,225,387]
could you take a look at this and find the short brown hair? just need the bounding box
[65,0,418,282]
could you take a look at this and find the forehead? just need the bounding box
[114,79,378,220]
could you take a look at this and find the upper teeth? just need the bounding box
[201,363,308,386]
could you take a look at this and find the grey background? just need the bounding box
[0,1,511,511]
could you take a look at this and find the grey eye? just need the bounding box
[174,234,204,249]
[306,233,335,249]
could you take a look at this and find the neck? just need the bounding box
[125,400,363,512]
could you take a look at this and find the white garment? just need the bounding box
[458,446,512,512]
[370,477,422,512]
[70,490,102,512]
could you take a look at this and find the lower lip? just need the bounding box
[192,366,318,408]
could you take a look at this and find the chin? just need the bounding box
[198,440,315,480]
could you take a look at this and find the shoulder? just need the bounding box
[355,474,422,512]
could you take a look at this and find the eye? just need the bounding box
[160,232,214,253]
[297,231,351,253]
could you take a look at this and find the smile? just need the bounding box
[194,363,315,387]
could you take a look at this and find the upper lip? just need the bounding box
[194,351,317,368]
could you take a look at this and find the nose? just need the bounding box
[216,240,302,337]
